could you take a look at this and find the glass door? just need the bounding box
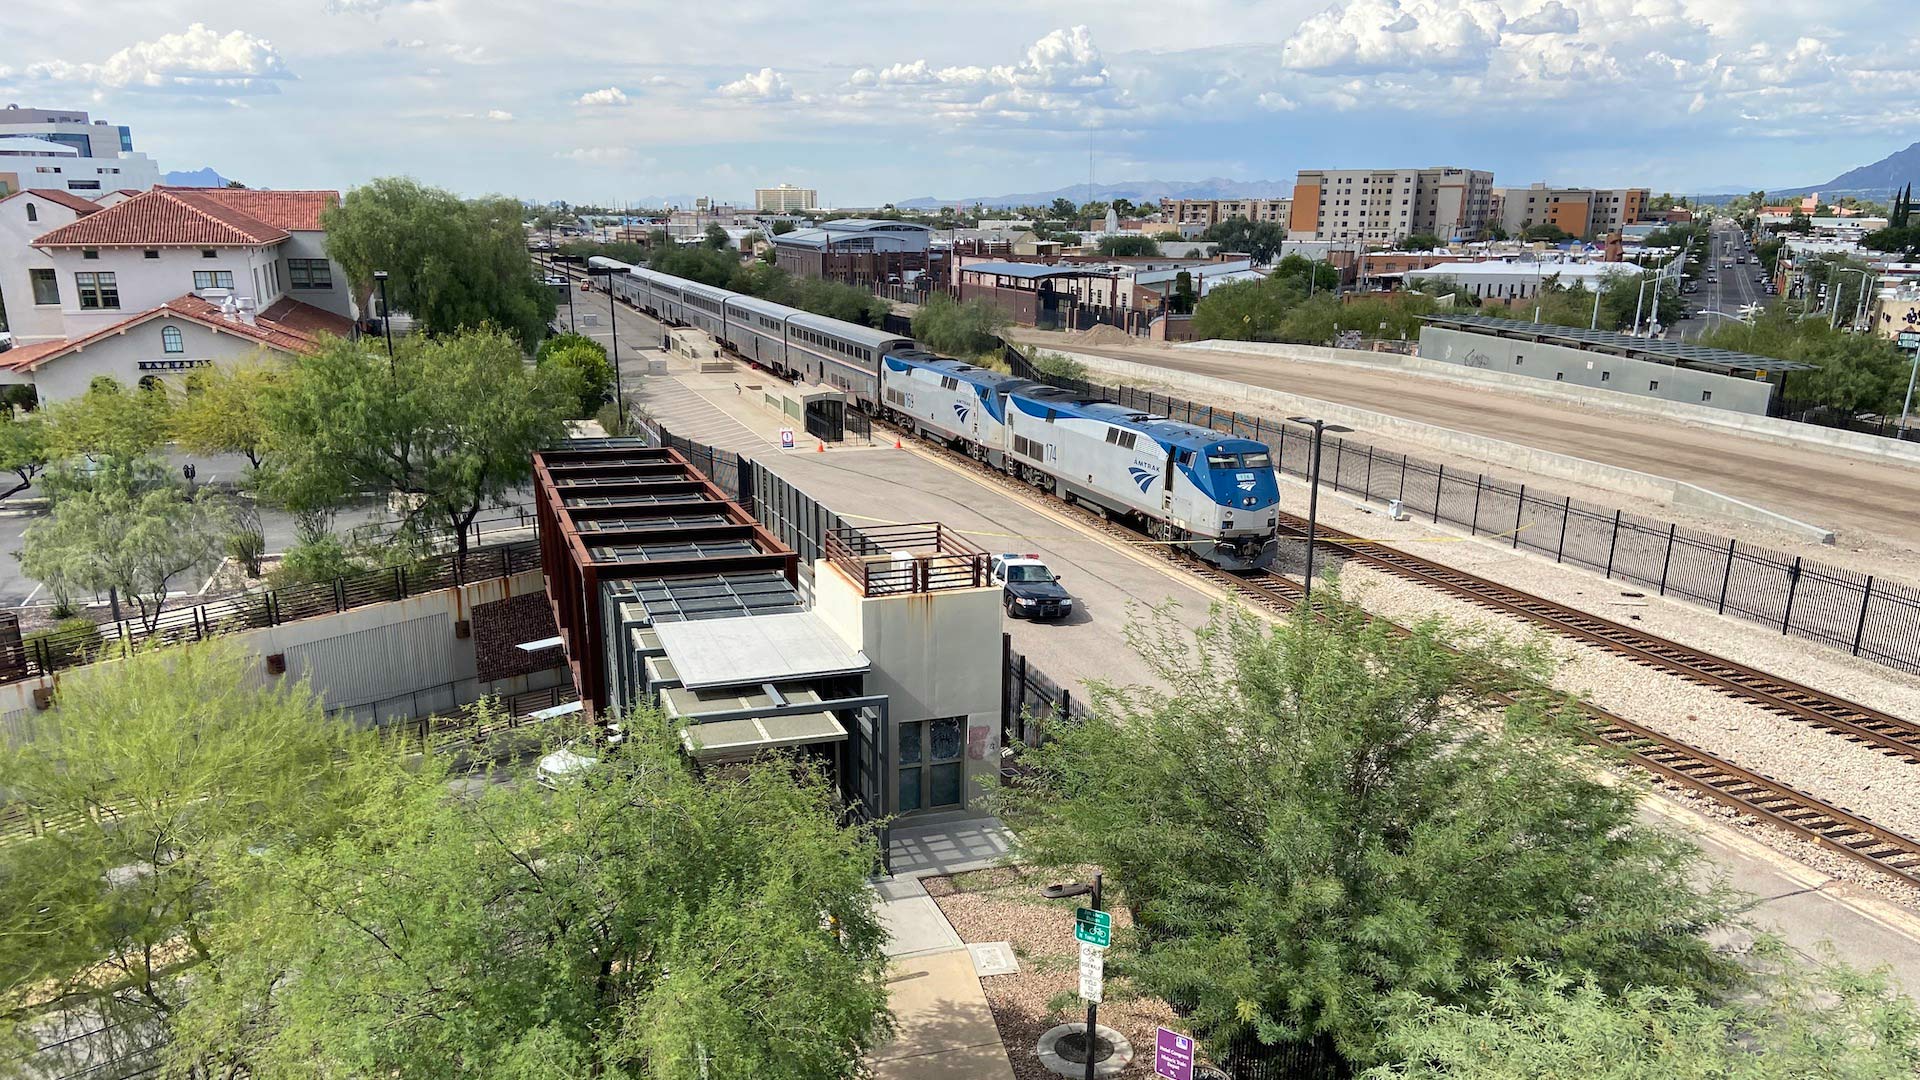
[897,717,965,814]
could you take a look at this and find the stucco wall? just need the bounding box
[51,243,286,339]
[27,312,288,401]
[0,570,558,743]
[812,562,1004,814]
[0,194,85,344]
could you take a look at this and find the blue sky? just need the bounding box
[0,0,1909,206]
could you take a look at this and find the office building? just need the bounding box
[0,104,161,197]
[1493,184,1649,239]
[1287,166,1494,244]
[755,184,818,212]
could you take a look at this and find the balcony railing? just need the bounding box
[825,522,987,597]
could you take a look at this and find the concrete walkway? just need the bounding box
[867,814,1020,1080]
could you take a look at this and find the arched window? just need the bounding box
[161,326,183,354]
[24,203,36,223]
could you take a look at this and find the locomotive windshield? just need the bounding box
[1206,449,1272,470]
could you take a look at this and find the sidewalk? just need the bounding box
[867,814,1020,1080]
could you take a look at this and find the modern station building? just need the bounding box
[532,440,1004,826]
[0,104,161,196]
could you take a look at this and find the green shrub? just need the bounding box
[268,535,369,591]
[536,334,616,417]
[24,616,103,668]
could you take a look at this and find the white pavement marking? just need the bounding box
[22,581,44,605]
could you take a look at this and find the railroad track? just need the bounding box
[869,423,1920,888]
[1219,568,1920,890]
[1274,511,1920,764]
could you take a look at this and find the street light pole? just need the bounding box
[373,270,395,373]
[1901,347,1919,435]
[1288,416,1353,603]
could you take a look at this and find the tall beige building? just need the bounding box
[1287,166,1494,244]
[1492,184,1649,239]
[1158,197,1291,229]
[755,184,818,212]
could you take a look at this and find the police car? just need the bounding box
[990,553,1073,620]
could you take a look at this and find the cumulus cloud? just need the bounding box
[575,86,629,106]
[1281,0,1508,73]
[485,108,513,121]
[26,24,292,95]
[384,37,428,49]
[1507,1,1578,35]
[994,26,1108,90]
[718,67,791,101]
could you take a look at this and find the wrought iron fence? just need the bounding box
[1000,636,1091,756]
[1004,346,1920,676]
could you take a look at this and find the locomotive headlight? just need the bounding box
[1222,514,1234,528]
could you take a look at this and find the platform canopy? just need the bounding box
[652,611,869,690]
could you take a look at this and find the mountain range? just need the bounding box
[894,177,1295,210]
[161,167,231,187]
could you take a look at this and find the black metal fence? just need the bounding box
[1004,346,1920,676]
[1000,636,1091,759]
[0,540,541,686]
[1772,396,1920,444]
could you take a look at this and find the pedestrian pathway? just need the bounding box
[867,814,1020,1080]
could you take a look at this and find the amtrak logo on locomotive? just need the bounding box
[1126,461,1162,493]
[952,401,970,425]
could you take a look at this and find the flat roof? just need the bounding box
[959,261,1113,281]
[680,711,847,761]
[1422,314,1816,374]
[654,611,869,690]
[609,571,803,622]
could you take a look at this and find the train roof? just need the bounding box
[723,292,802,320]
[785,310,914,349]
[586,255,637,272]
[1010,385,1267,451]
[884,351,1035,393]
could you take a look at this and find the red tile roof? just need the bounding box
[158,186,339,232]
[0,188,102,216]
[259,296,356,339]
[32,188,291,248]
[2,294,351,372]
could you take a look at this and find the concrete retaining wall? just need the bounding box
[1177,337,1920,466]
[1049,348,1836,543]
[0,570,561,739]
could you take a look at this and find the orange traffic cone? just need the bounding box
[894,438,903,449]
[816,442,825,453]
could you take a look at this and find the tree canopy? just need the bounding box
[1200,217,1289,263]
[992,600,1747,1067]
[169,361,276,469]
[1097,235,1162,257]
[258,327,574,557]
[911,293,1011,357]
[17,459,229,631]
[0,407,48,501]
[535,332,616,417]
[323,177,558,349]
[1700,307,1910,414]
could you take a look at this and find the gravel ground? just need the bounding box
[925,866,1182,1080]
[1290,481,1920,721]
[1335,562,1920,841]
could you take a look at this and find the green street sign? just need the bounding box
[1075,907,1111,948]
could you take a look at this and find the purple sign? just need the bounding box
[1155,1027,1195,1080]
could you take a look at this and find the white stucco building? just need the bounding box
[0,185,356,401]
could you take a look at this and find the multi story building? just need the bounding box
[755,184,818,212]
[0,104,161,197]
[1157,198,1291,230]
[1493,184,1649,239]
[1287,167,1494,245]
[0,185,355,401]
[771,218,938,286]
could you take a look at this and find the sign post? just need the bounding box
[1154,1028,1196,1080]
[1079,874,1104,1080]
[1078,942,1103,1004]
[779,428,796,450]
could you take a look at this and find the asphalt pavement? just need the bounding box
[1672,222,1775,340]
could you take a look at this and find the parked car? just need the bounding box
[990,553,1073,620]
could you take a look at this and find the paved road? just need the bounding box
[1673,221,1774,340]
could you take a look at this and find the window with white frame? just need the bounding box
[162,326,184,354]
[74,271,118,310]
[194,270,235,291]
